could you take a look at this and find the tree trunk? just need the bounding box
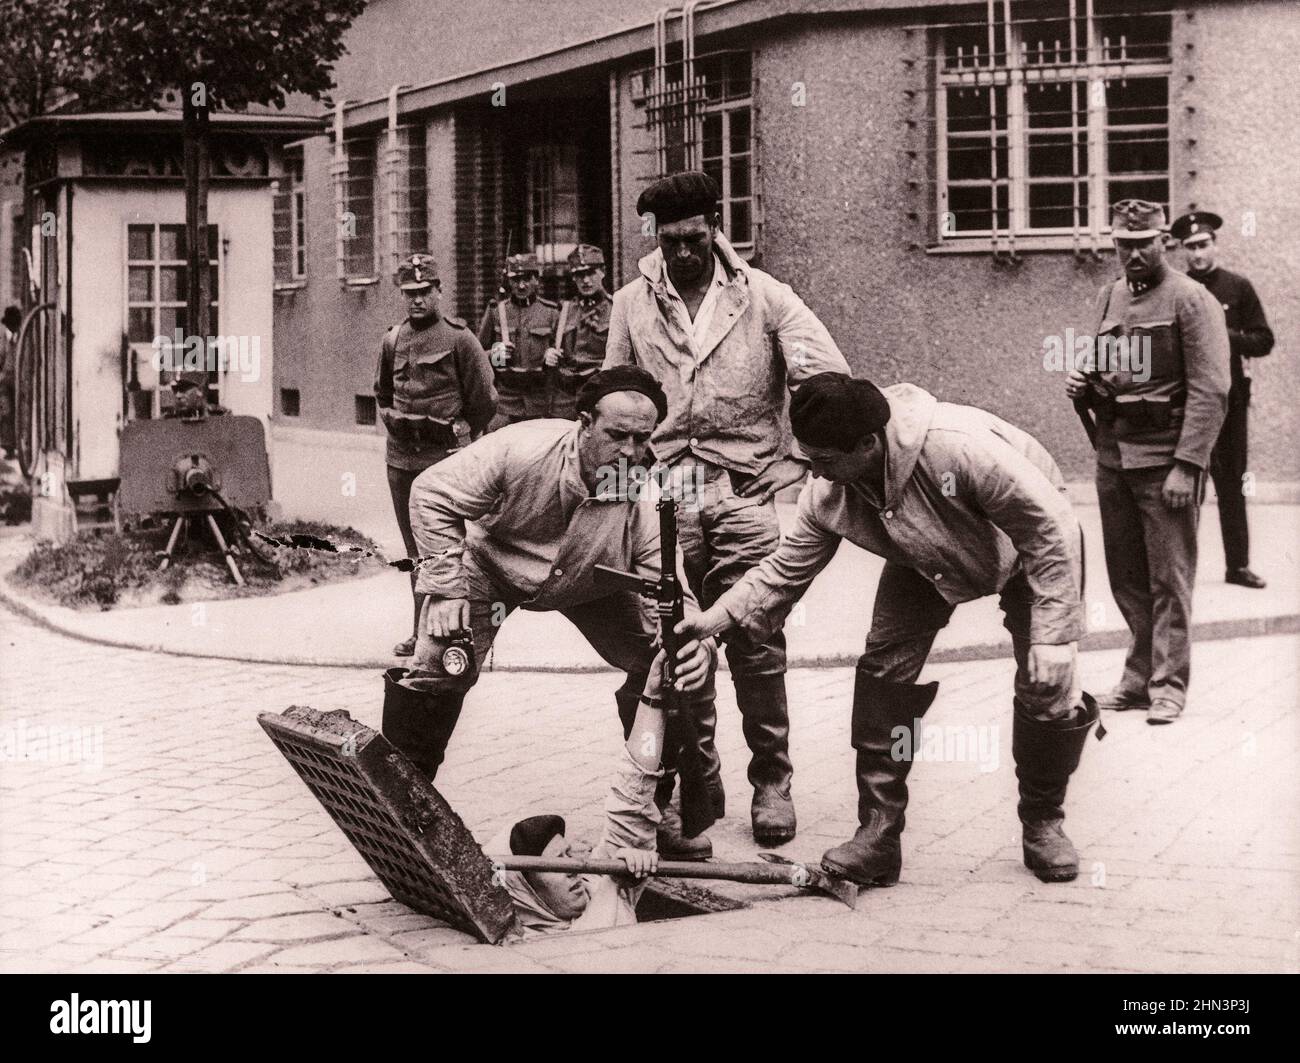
[181,87,212,396]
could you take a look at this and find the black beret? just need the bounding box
[637,171,721,228]
[790,373,891,451]
[576,365,669,425]
[509,814,566,857]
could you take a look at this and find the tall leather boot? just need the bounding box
[1014,693,1099,883]
[380,667,464,781]
[821,669,939,886]
[734,674,796,846]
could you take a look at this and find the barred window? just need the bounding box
[526,144,580,268]
[935,1,1171,244]
[636,48,760,252]
[273,147,306,284]
[389,124,429,264]
[336,136,378,280]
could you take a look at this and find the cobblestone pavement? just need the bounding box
[1,603,1296,974]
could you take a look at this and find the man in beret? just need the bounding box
[605,170,851,850]
[375,254,497,657]
[549,244,613,420]
[478,253,562,428]
[389,367,719,838]
[1170,210,1275,590]
[679,373,1098,887]
[1066,200,1230,725]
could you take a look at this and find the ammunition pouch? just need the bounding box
[1093,394,1185,432]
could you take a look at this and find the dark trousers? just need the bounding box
[386,464,429,636]
[859,563,1075,722]
[1096,463,1202,708]
[1209,378,1252,571]
[386,567,711,779]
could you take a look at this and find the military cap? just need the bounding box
[637,170,721,228]
[566,244,606,273]
[1110,199,1167,240]
[1169,211,1223,244]
[395,253,439,290]
[505,252,542,277]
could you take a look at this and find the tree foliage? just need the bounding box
[0,0,369,128]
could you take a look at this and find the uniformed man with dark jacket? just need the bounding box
[1170,210,1276,590]
[549,244,612,420]
[1066,201,1231,725]
[478,253,561,428]
[376,253,497,657]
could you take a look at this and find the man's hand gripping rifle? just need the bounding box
[593,497,716,840]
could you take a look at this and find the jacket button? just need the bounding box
[883,510,893,519]
[689,437,699,447]
[934,572,943,581]
[553,567,564,577]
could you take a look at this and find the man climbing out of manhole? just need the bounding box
[488,644,706,935]
[678,372,1101,888]
[386,365,723,858]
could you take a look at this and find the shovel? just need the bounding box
[493,853,858,909]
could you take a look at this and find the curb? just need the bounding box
[3,578,1296,673]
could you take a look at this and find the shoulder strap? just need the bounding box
[383,323,401,361]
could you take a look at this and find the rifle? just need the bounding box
[495,231,514,365]
[547,299,570,417]
[593,497,715,839]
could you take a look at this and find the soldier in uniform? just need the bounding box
[548,244,612,420]
[375,253,497,657]
[477,253,561,428]
[1066,201,1230,725]
[1170,211,1275,590]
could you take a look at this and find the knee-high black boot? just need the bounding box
[1014,693,1099,882]
[381,667,464,781]
[821,667,939,887]
[733,674,796,846]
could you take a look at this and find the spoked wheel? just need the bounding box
[14,302,57,479]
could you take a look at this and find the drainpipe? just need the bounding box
[332,99,347,282]
[386,84,404,270]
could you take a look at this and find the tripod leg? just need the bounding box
[206,513,245,586]
[159,516,184,571]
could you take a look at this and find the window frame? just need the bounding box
[123,221,222,417]
[932,5,1172,251]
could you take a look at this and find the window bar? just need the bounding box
[1069,0,1083,256]
[1003,0,1022,260]
[983,0,1007,257]
[1085,0,1106,256]
[654,9,669,178]
[682,2,698,171]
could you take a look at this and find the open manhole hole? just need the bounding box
[636,879,748,922]
[260,706,838,944]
